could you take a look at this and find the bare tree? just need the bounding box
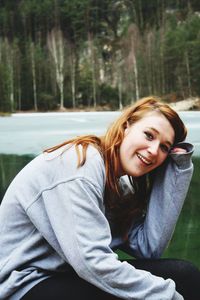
[30,42,38,111]
[88,32,97,108]
[185,50,192,97]
[47,28,65,110]
[4,39,15,112]
[123,24,140,102]
[69,43,76,108]
[115,50,123,109]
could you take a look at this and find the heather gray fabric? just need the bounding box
[0,143,193,300]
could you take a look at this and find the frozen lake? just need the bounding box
[0,111,200,155]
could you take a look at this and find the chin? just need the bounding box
[128,169,152,177]
[126,171,143,177]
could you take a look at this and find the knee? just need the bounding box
[174,259,200,278]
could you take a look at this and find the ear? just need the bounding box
[124,121,130,135]
[124,121,130,129]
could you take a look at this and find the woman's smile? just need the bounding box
[136,152,153,166]
[119,111,175,177]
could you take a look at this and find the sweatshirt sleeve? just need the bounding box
[42,165,184,300]
[128,142,194,259]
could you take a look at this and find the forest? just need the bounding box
[0,0,200,112]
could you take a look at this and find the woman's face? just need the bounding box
[119,111,175,177]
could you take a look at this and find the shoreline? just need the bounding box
[1,98,200,117]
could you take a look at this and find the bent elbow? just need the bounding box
[129,239,164,259]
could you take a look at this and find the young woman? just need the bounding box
[0,96,199,300]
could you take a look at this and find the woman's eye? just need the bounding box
[160,144,170,153]
[144,131,153,140]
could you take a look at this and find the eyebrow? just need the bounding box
[147,127,173,147]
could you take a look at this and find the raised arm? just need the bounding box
[128,142,194,258]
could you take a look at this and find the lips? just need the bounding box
[136,153,152,165]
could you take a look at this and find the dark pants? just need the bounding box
[21,258,200,300]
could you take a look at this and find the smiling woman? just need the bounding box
[119,111,175,177]
[0,96,200,300]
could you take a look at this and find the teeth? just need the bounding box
[137,153,152,165]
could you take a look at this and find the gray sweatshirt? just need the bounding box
[0,142,193,300]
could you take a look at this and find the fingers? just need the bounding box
[170,147,187,154]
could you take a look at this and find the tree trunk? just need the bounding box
[67,42,76,108]
[132,51,139,100]
[178,75,185,99]
[10,65,14,112]
[88,32,97,108]
[160,27,165,95]
[47,28,65,109]
[71,56,76,108]
[30,42,38,111]
[185,50,192,97]
[118,72,123,109]
[5,39,15,112]
[125,24,140,102]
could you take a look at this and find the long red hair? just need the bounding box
[45,96,187,237]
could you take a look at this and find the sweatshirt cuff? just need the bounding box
[169,142,194,169]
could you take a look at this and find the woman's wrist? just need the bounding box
[169,142,194,169]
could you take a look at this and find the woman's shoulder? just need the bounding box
[43,143,103,162]
[78,144,106,183]
[42,143,105,184]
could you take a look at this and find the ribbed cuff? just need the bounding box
[170,142,194,169]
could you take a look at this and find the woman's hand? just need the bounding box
[170,147,187,154]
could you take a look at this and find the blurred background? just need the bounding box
[0,0,200,113]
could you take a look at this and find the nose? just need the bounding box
[148,141,159,156]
